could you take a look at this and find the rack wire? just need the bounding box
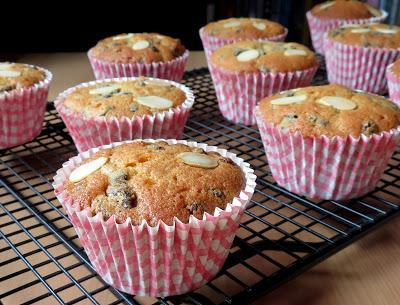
[1,63,399,305]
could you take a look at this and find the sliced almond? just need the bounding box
[177,152,218,169]
[89,84,120,95]
[69,157,108,183]
[145,79,171,87]
[319,1,334,10]
[271,95,307,105]
[284,49,307,56]
[0,63,13,70]
[350,28,371,33]
[132,40,150,50]
[136,95,173,109]
[375,28,398,34]
[223,21,241,28]
[367,6,381,17]
[252,22,266,30]
[0,70,21,77]
[237,49,259,62]
[113,33,133,40]
[341,24,358,28]
[317,96,357,110]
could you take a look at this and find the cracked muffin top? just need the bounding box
[0,62,46,94]
[203,17,285,40]
[310,1,381,19]
[257,84,400,137]
[64,141,245,226]
[327,23,400,48]
[210,41,317,73]
[61,77,187,118]
[89,33,186,64]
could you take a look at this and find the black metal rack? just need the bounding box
[1,63,399,305]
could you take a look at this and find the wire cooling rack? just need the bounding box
[1,63,400,305]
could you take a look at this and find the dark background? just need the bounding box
[0,0,396,53]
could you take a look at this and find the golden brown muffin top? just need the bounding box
[389,59,400,77]
[62,78,187,118]
[90,33,186,64]
[258,84,400,138]
[65,141,246,226]
[0,62,46,93]
[327,23,400,48]
[210,41,317,73]
[311,0,381,19]
[203,17,285,39]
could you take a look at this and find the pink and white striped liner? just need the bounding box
[54,77,194,152]
[306,9,387,54]
[199,27,288,62]
[255,109,400,200]
[324,34,400,95]
[0,66,52,149]
[52,139,257,296]
[88,49,189,82]
[208,62,318,125]
[387,63,400,106]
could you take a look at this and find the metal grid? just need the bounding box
[1,64,400,305]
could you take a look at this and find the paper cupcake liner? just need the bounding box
[0,66,52,149]
[52,139,257,296]
[199,27,288,62]
[87,49,189,82]
[306,10,387,54]
[208,62,318,125]
[324,35,400,95]
[54,77,195,152]
[255,109,400,200]
[386,63,400,106]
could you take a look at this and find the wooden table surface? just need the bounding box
[3,51,400,305]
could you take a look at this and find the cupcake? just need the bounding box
[324,23,400,94]
[209,40,318,125]
[0,62,52,149]
[52,139,256,296]
[307,0,387,54]
[200,17,288,60]
[387,59,400,106]
[255,84,400,200]
[54,77,194,152]
[88,33,189,81]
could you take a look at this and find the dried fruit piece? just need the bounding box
[178,152,218,169]
[186,201,204,214]
[317,96,357,110]
[361,121,378,136]
[279,114,298,128]
[212,189,225,199]
[106,183,135,208]
[132,40,150,50]
[271,95,307,105]
[136,95,173,109]
[69,157,108,183]
[236,49,260,62]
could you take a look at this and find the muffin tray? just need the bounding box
[1,63,400,305]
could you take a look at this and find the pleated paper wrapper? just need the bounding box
[54,77,194,152]
[387,63,400,106]
[53,139,257,296]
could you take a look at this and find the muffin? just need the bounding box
[88,33,189,81]
[387,59,400,106]
[209,40,318,125]
[54,77,194,152]
[53,139,256,296]
[307,0,387,54]
[200,17,287,60]
[324,23,400,94]
[0,62,52,149]
[255,84,400,200]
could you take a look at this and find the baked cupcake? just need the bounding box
[255,84,400,200]
[200,17,288,60]
[0,62,52,149]
[324,23,400,94]
[209,40,318,125]
[386,59,400,106]
[53,139,256,296]
[54,77,194,152]
[307,0,387,54]
[88,33,189,81]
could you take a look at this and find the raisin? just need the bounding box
[212,189,225,199]
[361,121,378,136]
[308,114,329,126]
[186,201,204,214]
